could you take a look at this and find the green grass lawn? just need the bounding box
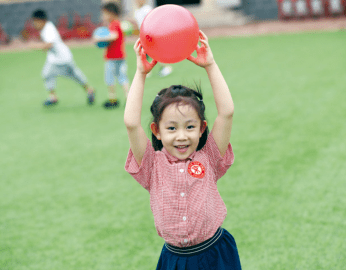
[1,31,346,270]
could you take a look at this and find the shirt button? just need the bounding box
[179,169,184,173]
[184,239,188,243]
[181,192,185,197]
[183,216,186,221]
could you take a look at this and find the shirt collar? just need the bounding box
[162,147,196,163]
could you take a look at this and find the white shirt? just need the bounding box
[134,4,153,28]
[40,21,73,64]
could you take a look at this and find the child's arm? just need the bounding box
[124,39,157,166]
[188,31,234,157]
[93,32,118,43]
[30,42,53,51]
[41,43,53,50]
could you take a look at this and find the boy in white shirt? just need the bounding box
[134,0,173,77]
[32,9,95,106]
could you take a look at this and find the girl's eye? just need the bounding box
[167,127,176,131]
[187,125,195,129]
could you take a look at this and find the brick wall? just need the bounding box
[0,0,280,37]
[242,0,279,20]
[0,0,103,37]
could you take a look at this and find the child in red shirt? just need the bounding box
[99,3,129,108]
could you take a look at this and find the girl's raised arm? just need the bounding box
[124,39,157,166]
[188,31,234,157]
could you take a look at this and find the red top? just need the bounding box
[125,133,235,248]
[105,20,125,60]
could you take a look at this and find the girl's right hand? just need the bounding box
[134,38,157,74]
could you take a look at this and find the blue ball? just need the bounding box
[93,27,111,48]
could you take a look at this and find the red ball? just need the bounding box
[140,4,199,64]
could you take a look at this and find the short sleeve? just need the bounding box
[41,23,58,43]
[109,21,120,35]
[124,139,156,192]
[201,133,234,181]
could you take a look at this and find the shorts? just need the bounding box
[105,59,128,86]
[42,61,87,91]
[156,227,242,270]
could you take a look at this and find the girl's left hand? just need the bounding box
[187,30,215,68]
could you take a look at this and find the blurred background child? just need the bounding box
[134,0,173,78]
[32,9,95,106]
[96,3,129,109]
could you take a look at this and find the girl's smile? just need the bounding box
[175,145,189,153]
[151,103,207,160]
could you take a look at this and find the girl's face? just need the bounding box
[151,103,207,160]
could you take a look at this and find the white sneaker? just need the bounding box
[158,66,173,77]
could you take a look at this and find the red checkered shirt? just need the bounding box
[125,133,234,247]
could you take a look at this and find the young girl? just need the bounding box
[124,31,241,269]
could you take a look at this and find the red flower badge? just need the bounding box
[188,161,205,179]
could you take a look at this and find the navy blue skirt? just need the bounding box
[156,228,241,270]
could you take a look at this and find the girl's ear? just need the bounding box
[200,120,207,137]
[150,122,161,140]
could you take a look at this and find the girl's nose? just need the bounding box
[176,130,188,140]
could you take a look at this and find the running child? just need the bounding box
[134,0,172,78]
[96,3,129,108]
[31,9,95,106]
[124,31,241,269]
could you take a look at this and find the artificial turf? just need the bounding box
[1,31,346,269]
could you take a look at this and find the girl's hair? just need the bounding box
[150,85,209,151]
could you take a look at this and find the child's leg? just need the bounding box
[60,62,95,104]
[105,60,116,100]
[42,62,58,105]
[122,82,129,99]
[47,90,58,101]
[107,85,117,100]
[69,64,93,92]
[115,59,129,100]
[104,60,118,108]
[66,62,95,104]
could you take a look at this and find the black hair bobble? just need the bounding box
[170,85,187,96]
[192,91,205,110]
